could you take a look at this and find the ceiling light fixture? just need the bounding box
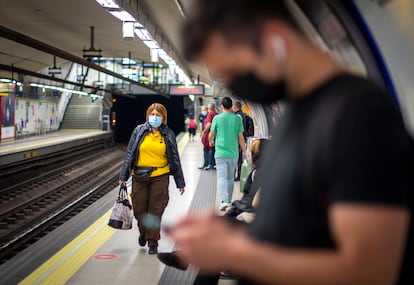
[134,27,153,41]
[96,0,119,9]
[143,40,160,49]
[123,21,135,40]
[109,10,136,22]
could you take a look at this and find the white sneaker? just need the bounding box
[220,202,231,211]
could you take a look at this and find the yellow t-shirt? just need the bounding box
[136,131,170,177]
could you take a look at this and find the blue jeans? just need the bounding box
[203,147,215,167]
[202,147,209,167]
[215,157,238,203]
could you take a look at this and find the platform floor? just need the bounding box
[0,134,242,285]
[0,129,108,156]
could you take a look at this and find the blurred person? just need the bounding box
[170,0,414,284]
[197,106,209,168]
[199,103,217,170]
[199,105,208,130]
[225,138,265,220]
[119,103,185,255]
[209,97,246,210]
[232,101,247,181]
[188,114,197,141]
[157,139,266,283]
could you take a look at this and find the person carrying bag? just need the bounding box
[118,103,185,255]
[108,184,133,230]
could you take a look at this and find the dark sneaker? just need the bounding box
[198,165,207,169]
[138,235,146,247]
[220,202,231,211]
[157,251,188,270]
[148,246,158,255]
[203,165,213,170]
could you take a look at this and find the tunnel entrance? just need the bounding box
[111,95,185,144]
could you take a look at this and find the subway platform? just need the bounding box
[0,134,241,285]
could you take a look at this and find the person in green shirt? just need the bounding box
[209,97,247,210]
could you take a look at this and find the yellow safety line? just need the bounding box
[19,210,115,285]
[177,132,189,154]
[18,132,189,285]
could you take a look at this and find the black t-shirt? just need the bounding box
[240,74,413,285]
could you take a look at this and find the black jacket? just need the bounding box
[119,122,185,188]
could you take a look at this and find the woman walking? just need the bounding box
[119,103,185,254]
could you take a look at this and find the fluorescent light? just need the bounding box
[0,78,12,83]
[158,49,167,57]
[135,28,152,41]
[122,58,136,65]
[143,40,160,49]
[150,49,159,62]
[123,21,135,40]
[109,10,136,22]
[166,59,176,66]
[96,0,119,9]
[134,22,144,28]
[29,83,93,96]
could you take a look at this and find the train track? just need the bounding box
[0,138,114,189]
[0,148,125,264]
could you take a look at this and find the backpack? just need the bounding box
[245,114,254,137]
[189,119,196,129]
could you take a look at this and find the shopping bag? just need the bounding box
[240,160,251,193]
[108,185,133,230]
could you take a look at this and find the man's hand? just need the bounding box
[170,213,244,273]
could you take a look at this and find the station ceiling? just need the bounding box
[0,0,210,85]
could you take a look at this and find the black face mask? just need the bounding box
[227,72,287,104]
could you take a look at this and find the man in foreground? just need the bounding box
[170,0,413,284]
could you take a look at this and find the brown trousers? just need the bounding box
[131,173,169,246]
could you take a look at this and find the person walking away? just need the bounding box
[199,103,217,170]
[209,97,246,211]
[119,103,185,255]
[170,0,414,284]
[233,101,247,181]
[188,114,197,141]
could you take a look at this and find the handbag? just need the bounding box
[133,167,155,182]
[108,185,133,230]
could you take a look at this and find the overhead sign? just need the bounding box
[169,84,204,96]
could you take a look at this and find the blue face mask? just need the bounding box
[148,115,162,128]
[202,111,207,116]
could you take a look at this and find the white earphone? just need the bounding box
[271,36,287,63]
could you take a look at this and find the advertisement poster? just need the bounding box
[1,83,16,141]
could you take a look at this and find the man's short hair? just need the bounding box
[234,101,242,109]
[208,103,216,110]
[181,0,302,61]
[221,97,233,110]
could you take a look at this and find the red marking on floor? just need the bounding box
[92,254,119,260]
